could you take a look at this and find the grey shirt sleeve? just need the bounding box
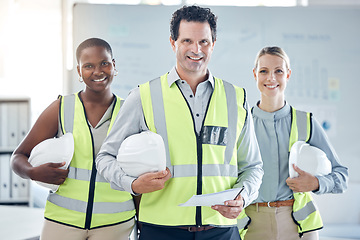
[95,87,148,195]
[309,116,348,195]
[233,101,264,207]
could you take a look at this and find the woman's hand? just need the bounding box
[29,162,69,185]
[286,164,319,192]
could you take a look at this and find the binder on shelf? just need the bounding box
[0,102,7,148]
[0,98,31,204]
[17,101,29,143]
[7,102,19,148]
[0,154,11,201]
[11,170,29,201]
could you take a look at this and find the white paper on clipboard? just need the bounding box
[179,187,244,207]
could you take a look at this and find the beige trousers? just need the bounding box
[40,218,135,240]
[244,205,319,240]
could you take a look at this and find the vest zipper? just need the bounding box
[84,131,96,229]
[78,94,97,229]
[195,134,202,227]
[176,82,213,227]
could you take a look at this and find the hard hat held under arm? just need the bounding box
[27,132,74,191]
[117,130,166,177]
[289,141,331,178]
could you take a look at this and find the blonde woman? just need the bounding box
[244,46,348,240]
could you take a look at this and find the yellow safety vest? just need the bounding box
[289,107,323,237]
[44,92,135,229]
[139,73,247,227]
[239,106,323,238]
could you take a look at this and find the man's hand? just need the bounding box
[286,164,319,192]
[211,194,244,219]
[131,168,171,194]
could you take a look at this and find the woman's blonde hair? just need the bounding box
[254,46,290,71]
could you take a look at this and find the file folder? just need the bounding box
[0,154,11,201]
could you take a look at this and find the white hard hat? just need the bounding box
[117,131,166,177]
[28,133,74,191]
[289,141,332,178]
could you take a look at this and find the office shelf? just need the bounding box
[0,98,30,205]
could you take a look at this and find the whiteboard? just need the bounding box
[72,3,360,224]
[72,4,359,140]
[72,4,359,172]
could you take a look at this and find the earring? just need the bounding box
[114,69,118,76]
[78,76,83,83]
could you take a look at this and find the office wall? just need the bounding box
[0,0,62,124]
[71,4,360,224]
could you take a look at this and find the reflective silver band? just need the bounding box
[47,193,134,214]
[63,94,75,133]
[292,200,317,221]
[223,81,238,165]
[67,166,107,182]
[119,99,125,107]
[237,215,250,229]
[172,164,238,178]
[149,78,173,174]
[296,110,308,141]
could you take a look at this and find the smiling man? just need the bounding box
[96,5,263,240]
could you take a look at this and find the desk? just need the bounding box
[0,205,44,240]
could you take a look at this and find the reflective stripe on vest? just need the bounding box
[289,107,323,236]
[67,166,107,182]
[293,199,317,221]
[44,92,135,229]
[168,164,238,178]
[48,194,135,214]
[237,210,251,239]
[139,74,247,227]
